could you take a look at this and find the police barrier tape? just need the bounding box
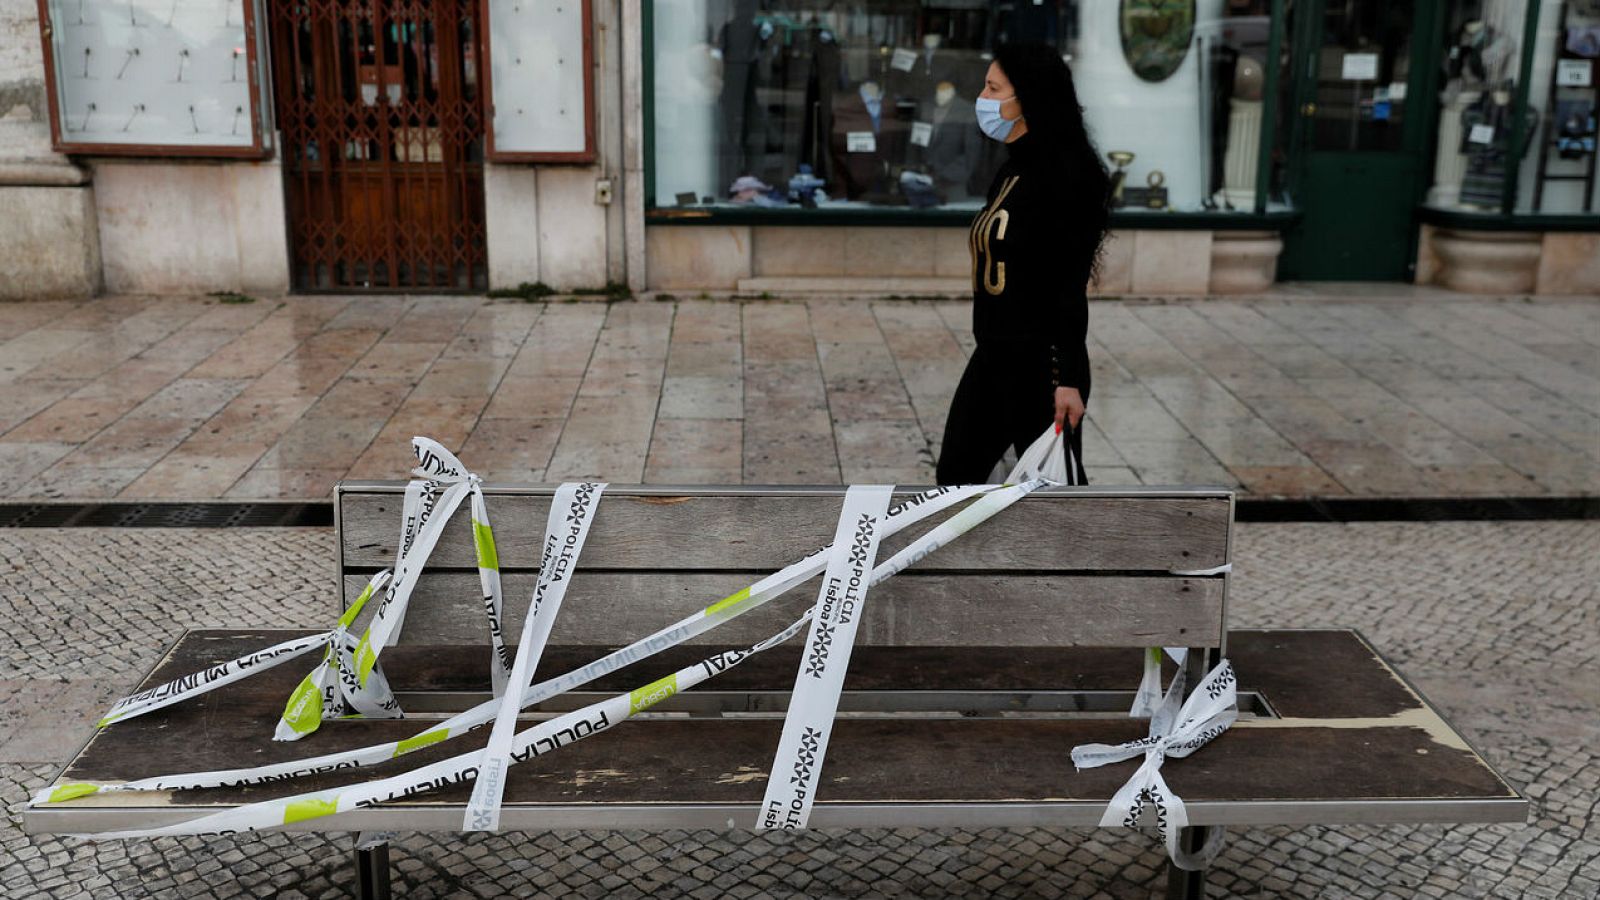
[31,480,991,806]
[466,481,606,833]
[95,438,506,741]
[344,439,514,717]
[1071,657,1239,871]
[38,427,1235,868]
[758,484,894,831]
[274,571,394,740]
[58,478,1049,838]
[285,438,520,741]
[97,569,390,731]
[753,477,1050,831]
[408,439,514,699]
[1129,568,1231,717]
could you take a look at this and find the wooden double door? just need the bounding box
[269,0,487,291]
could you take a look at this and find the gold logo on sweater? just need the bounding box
[969,176,1020,296]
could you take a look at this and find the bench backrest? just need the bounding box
[335,485,1234,652]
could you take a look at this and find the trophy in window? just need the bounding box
[1107,150,1134,207]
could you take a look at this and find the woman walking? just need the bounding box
[935,43,1112,486]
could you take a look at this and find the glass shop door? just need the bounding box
[1279,0,1440,280]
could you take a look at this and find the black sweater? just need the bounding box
[966,131,1093,398]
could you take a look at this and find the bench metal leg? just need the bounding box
[1164,826,1212,900]
[354,842,392,900]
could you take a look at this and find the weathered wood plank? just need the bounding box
[345,572,1224,649]
[44,632,1517,816]
[338,488,1231,572]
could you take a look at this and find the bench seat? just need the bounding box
[27,627,1525,834]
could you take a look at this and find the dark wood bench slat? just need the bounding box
[37,630,1521,829]
[338,488,1232,573]
[77,630,1422,714]
[351,572,1225,649]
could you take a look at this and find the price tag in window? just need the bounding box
[1468,123,1496,145]
[1557,59,1592,88]
[891,48,918,72]
[910,122,933,147]
[847,131,877,153]
[1341,52,1379,81]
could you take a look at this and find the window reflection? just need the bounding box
[651,0,1285,214]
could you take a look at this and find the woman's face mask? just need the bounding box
[975,95,1020,141]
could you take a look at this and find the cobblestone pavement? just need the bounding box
[0,288,1595,501]
[3,521,1597,898]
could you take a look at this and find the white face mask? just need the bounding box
[975,96,1019,141]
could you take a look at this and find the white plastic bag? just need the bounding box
[1007,425,1078,484]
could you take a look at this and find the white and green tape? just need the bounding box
[62,477,1042,838]
[37,431,1211,851]
[31,482,991,807]
[466,480,606,832]
[759,484,894,830]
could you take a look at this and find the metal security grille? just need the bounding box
[269,0,487,291]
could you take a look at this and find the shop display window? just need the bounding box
[1427,0,1600,214]
[650,0,1285,216]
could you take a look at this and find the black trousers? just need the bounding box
[936,343,1088,486]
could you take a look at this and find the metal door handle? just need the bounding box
[1301,102,1317,116]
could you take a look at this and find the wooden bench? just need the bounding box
[27,483,1527,899]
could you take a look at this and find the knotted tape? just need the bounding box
[276,437,514,741]
[1071,657,1239,870]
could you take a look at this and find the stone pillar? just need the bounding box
[620,0,647,293]
[1429,228,1541,294]
[1209,229,1281,293]
[1222,99,1262,210]
[0,0,102,299]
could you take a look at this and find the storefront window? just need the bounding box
[1518,0,1599,213]
[1427,0,1600,215]
[649,0,1282,216]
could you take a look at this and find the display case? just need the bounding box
[481,0,595,162]
[36,0,270,156]
[1424,0,1600,217]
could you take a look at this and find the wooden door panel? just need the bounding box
[269,0,487,292]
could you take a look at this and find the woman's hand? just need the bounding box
[1054,386,1084,433]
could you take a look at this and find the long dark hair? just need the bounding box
[992,43,1112,283]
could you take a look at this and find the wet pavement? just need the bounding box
[0,287,1594,501]
[2,287,1596,897]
